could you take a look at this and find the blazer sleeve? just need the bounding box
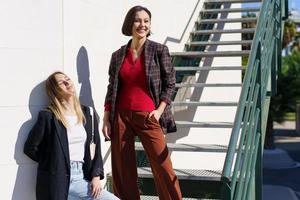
[158,45,176,104]
[91,108,104,180]
[24,111,47,162]
[104,53,116,106]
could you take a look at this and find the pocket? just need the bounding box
[150,115,159,124]
[145,115,161,130]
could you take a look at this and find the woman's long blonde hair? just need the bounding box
[45,71,85,127]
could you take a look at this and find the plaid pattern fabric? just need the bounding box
[104,39,177,133]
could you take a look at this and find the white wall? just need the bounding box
[0,0,201,199]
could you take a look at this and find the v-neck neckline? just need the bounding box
[129,48,143,64]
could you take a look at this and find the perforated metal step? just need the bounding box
[205,0,261,3]
[140,195,214,200]
[135,142,229,153]
[174,66,243,71]
[137,167,222,181]
[172,101,238,106]
[201,7,260,13]
[197,17,257,24]
[171,50,250,57]
[175,83,242,88]
[189,40,252,46]
[191,28,255,35]
[176,121,234,128]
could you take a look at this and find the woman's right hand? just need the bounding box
[102,119,111,141]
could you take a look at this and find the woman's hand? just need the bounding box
[102,119,111,141]
[149,109,163,121]
[90,176,102,198]
[149,101,167,121]
[102,111,111,141]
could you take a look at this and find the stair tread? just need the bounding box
[202,7,260,13]
[175,83,242,87]
[140,195,213,200]
[192,28,255,34]
[198,17,257,23]
[172,101,238,106]
[171,50,250,57]
[189,40,252,46]
[176,121,234,128]
[205,0,261,3]
[174,66,243,71]
[137,167,222,181]
[135,142,229,152]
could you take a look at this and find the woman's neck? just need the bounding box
[131,37,146,61]
[131,37,146,52]
[62,97,76,115]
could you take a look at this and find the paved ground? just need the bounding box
[263,121,300,200]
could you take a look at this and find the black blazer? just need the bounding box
[24,105,104,200]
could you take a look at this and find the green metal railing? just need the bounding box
[221,0,287,200]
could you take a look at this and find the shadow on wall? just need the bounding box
[77,46,111,165]
[77,46,95,109]
[12,81,48,200]
[166,3,230,143]
[163,0,201,45]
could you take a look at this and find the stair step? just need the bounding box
[197,17,257,24]
[202,7,260,13]
[175,83,242,88]
[191,28,255,35]
[176,121,234,128]
[171,50,250,57]
[140,195,211,200]
[137,167,222,181]
[189,40,252,46]
[172,101,238,106]
[174,66,243,71]
[135,142,229,152]
[205,0,261,3]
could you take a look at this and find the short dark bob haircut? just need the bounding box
[122,5,152,37]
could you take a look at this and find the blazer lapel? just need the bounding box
[115,42,129,77]
[53,119,70,167]
[144,39,155,80]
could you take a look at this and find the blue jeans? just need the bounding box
[68,161,119,200]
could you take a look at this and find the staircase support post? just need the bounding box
[221,178,231,200]
[255,137,263,200]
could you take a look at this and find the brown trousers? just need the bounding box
[111,109,182,200]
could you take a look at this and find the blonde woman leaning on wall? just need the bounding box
[24,71,119,200]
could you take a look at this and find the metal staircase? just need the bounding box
[106,0,287,199]
[137,0,260,199]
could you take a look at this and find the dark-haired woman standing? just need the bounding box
[102,5,182,200]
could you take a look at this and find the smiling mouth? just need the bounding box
[136,29,147,33]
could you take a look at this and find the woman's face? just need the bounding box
[132,10,150,40]
[54,73,75,98]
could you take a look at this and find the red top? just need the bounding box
[105,48,156,112]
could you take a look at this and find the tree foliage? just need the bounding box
[282,19,297,48]
[265,51,300,148]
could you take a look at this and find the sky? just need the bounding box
[289,0,300,12]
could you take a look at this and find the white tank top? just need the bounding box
[65,115,87,162]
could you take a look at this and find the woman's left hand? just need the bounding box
[91,176,102,198]
[149,109,163,121]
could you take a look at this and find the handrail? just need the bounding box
[221,0,287,199]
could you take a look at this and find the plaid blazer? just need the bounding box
[104,39,177,133]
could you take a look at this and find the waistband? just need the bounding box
[70,161,83,168]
